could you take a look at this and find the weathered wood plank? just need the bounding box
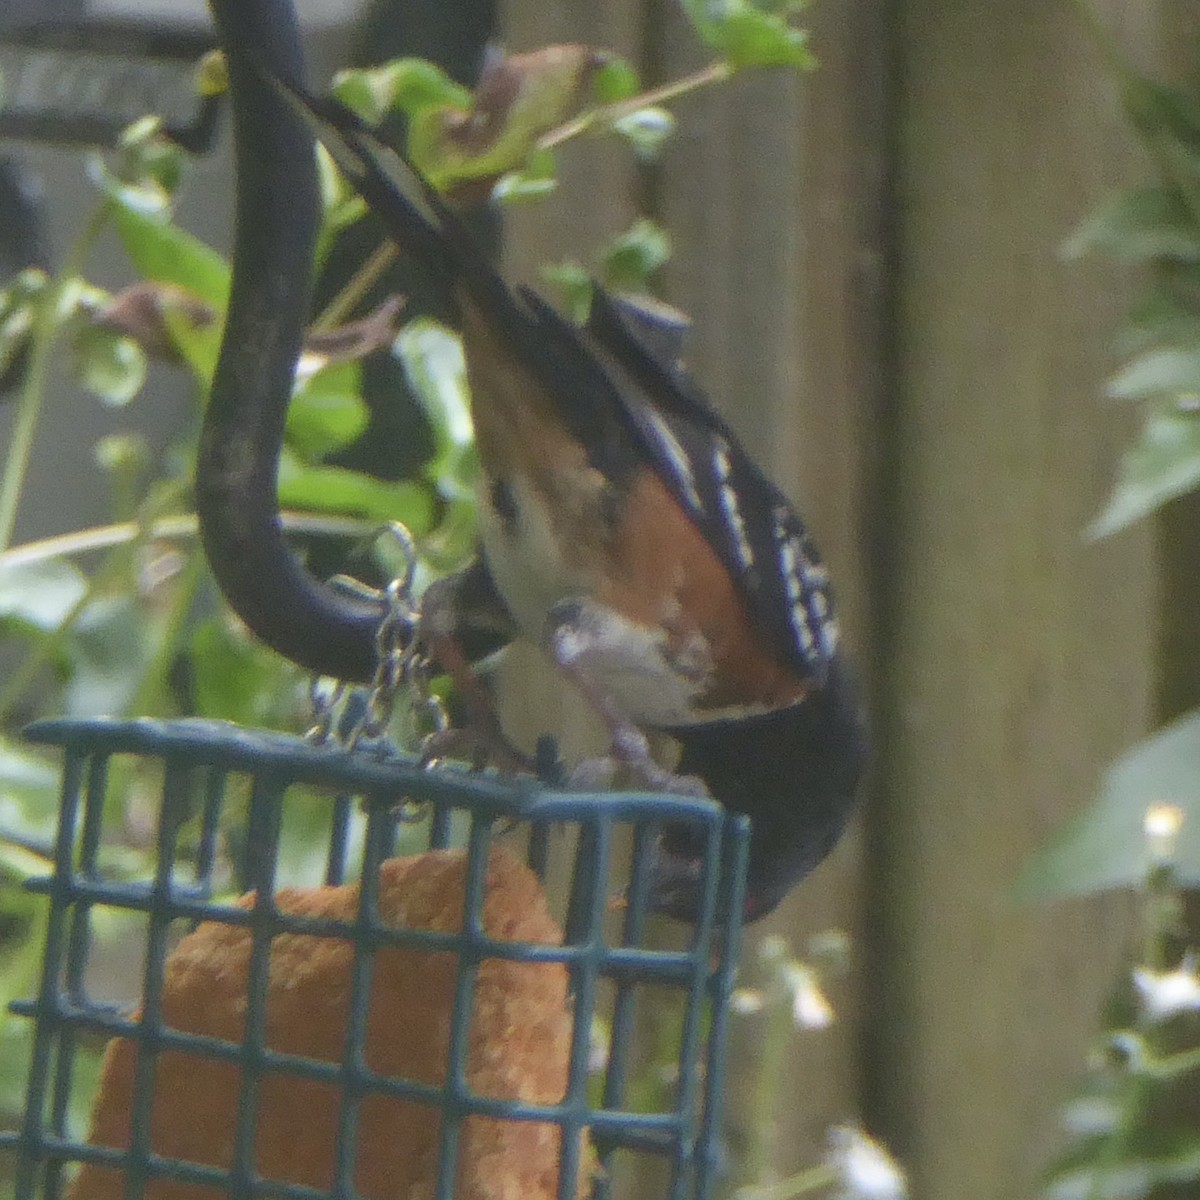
[1155,4,1200,724]
[500,0,887,1175]
[652,0,881,1173]
[498,2,1165,1196]
[867,1,1158,1195]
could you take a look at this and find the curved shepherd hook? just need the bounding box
[200,0,386,682]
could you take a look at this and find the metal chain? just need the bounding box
[348,575,418,749]
[408,653,450,748]
[304,676,346,745]
[304,523,428,753]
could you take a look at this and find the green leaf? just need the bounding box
[682,0,815,69]
[492,148,559,204]
[753,0,810,12]
[412,492,478,574]
[160,295,225,384]
[541,260,594,323]
[1089,409,1200,537]
[718,9,814,68]
[0,740,55,800]
[114,116,186,199]
[63,596,155,719]
[0,739,58,869]
[393,318,474,489]
[286,361,369,460]
[602,219,672,291]
[408,47,595,192]
[1117,286,1200,357]
[94,433,150,477]
[105,197,229,384]
[107,202,229,311]
[314,146,368,266]
[100,164,230,377]
[593,57,640,104]
[277,454,435,528]
[544,226,675,323]
[1119,74,1200,171]
[71,325,147,406]
[1044,1129,1200,1200]
[489,147,559,206]
[190,617,301,729]
[87,146,169,220]
[332,60,472,125]
[0,559,87,630]
[1064,187,1200,264]
[1107,347,1200,400]
[612,107,676,160]
[1016,708,1200,901]
[681,0,728,42]
[0,840,53,881]
[0,268,46,379]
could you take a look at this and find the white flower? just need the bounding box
[826,1126,907,1200]
[1132,953,1200,1020]
[1143,803,1185,863]
[733,934,839,1028]
[783,963,835,1030]
[730,988,767,1015]
[1061,1095,1122,1136]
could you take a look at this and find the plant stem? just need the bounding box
[539,61,733,151]
[0,205,109,554]
[125,545,205,719]
[733,1165,837,1200]
[313,242,399,331]
[741,946,797,1187]
[1141,1041,1200,1081]
[0,511,376,570]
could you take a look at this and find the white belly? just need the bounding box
[476,472,715,728]
[477,473,580,635]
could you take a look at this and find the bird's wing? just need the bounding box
[275,79,837,682]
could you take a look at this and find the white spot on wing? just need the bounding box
[644,411,703,512]
[714,438,755,572]
[772,504,839,663]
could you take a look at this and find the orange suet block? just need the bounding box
[71,847,594,1200]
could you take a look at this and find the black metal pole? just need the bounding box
[199,0,385,681]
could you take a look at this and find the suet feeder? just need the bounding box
[1,0,754,1193]
[1,715,748,1200]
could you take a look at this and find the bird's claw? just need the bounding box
[419,726,535,776]
[565,752,709,799]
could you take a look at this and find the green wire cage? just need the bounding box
[0,715,749,1200]
[0,0,754,1193]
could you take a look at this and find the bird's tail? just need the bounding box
[268,73,510,313]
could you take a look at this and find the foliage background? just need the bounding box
[1,0,1199,1198]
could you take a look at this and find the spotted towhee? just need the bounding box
[272,83,869,923]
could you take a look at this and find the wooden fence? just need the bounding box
[500,1,1190,1197]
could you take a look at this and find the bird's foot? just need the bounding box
[419,725,535,776]
[565,730,709,799]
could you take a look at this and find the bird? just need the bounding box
[272,81,869,923]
